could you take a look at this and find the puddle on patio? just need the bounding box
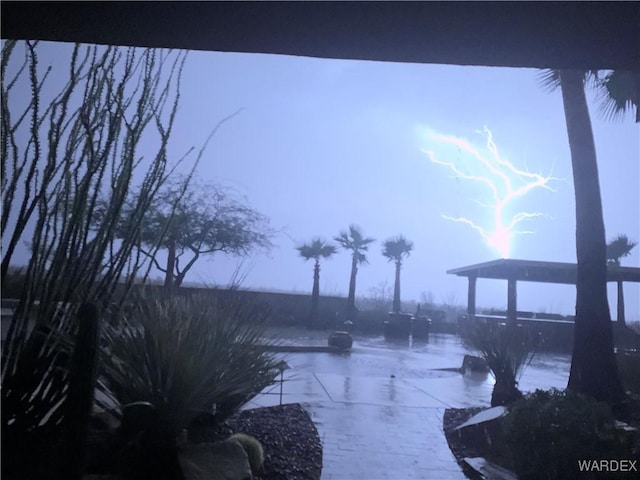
[254,331,571,409]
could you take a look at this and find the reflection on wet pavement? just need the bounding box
[248,333,571,479]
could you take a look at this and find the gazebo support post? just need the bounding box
[467,275,477,318]
[617,280,625,326]
[507,277,517,324]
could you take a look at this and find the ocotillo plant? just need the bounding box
[0,41,189,479]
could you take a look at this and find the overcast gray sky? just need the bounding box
[7,42,640,318]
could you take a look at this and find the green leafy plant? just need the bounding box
[98,291,280,439]
[503,389,635,480]
[468,322,536,406]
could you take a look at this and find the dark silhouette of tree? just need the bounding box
[541,69,636,405]
[606,234,638,327]
[594,70,640,123]
[334,225,375,322]
[98,176,273,291]
[382,235,414,313]
[606,234,638,266]
[297,238,337,328]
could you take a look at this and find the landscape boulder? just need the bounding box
[179,440,252,480]
[461,354,490,373]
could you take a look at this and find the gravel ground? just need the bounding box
[226,403,323,480]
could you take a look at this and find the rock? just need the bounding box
[453,406,508,431]
[328,331,353,349]
[461,354,490,373]
[179,440,252,480]
[463,457,518,480]
[228,433,264,475]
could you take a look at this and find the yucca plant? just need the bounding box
[469,322,537,407]
[98,291,280,439]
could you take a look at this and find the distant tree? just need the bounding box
[334,225,375,321]
[606,234,638,266]
[382,235,414,313]
[606,234,637,327]
[97,176,274,291]
[297,238,337,328]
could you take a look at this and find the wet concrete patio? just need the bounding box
[246,332,571,479]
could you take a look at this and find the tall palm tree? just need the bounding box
[297,238,337,328]
[334,225,375,322]
[548,69,631,405]
[382,236,414,313]
[606,234,637,327]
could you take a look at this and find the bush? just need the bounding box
[98,291,280,439]
[467,322,537,406]
[504,389,636,480]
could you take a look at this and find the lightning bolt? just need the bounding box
[422,126,556,258]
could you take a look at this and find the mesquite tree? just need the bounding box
[1,40,193,477]
[97,175,274,290]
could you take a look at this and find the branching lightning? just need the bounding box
[423,126,557,258]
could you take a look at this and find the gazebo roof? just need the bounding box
[447,259,640,285]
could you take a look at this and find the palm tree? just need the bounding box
[606,234,637,326]
[297,238,337,328]
[382,236,414,313]
[334,225,375,322]
[594,70,640,123]
[606,234,638,266]
[546,69,632,405]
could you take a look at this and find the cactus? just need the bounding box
[228,433,265,475]
[60,302,100,479]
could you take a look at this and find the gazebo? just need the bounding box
[448,259,640,324]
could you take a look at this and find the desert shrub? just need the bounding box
[468,322,536,406]
[98,290,280,439]
[504,389,635,480]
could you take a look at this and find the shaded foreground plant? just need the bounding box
[1,41,190,480]
[98,291,280,440]
[503,389,636,480]
[468,322,536,406]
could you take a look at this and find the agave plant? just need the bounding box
[468,322,537,407]
[98,291,280,438]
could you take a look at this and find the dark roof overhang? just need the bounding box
[1,1,639,70]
